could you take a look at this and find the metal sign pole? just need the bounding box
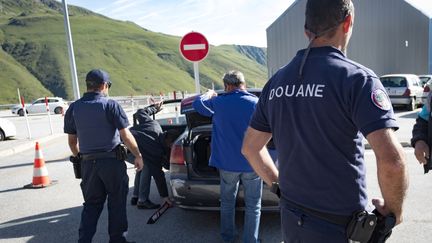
[194,62,200,94]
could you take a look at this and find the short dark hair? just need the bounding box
[305,0,354,38]
[86,81,103,90]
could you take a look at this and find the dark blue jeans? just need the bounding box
[79,158,129,243]
[132,160,168,202]
[280,200,348,243]
[219,170,262,243]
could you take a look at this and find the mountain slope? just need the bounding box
[0,0,267,103]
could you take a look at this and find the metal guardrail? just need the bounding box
[0,104,16,110]
[0,92,195,112]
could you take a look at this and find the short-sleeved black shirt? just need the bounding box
[64,92,129,154]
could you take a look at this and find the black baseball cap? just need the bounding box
[85,69,112,87]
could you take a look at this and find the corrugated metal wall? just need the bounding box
[267,0,431,77]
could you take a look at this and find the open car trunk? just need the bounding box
[183,128,219,179]
[181,96,219,179]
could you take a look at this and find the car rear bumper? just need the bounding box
[169,176,280,211]
[389,96,412,105]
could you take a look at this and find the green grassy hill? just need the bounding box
[0,0,268,104]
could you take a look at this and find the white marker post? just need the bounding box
[179,32,209,94]
[131,94,135,113]
[17,88,32,139]
[175,105,179,124]
[45,97,54,135]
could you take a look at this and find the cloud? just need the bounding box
[66,0,295,47]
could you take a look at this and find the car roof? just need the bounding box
[36,97,63,99]
[380,74,418,78]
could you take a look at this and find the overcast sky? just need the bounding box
[62,0,432,47]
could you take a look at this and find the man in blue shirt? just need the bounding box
[242,1,408,242]
[64,69,143,243]
[193,70,261,243]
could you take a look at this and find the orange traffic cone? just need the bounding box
[24,142,51,188]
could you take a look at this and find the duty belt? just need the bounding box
[284,199,352,226]
[81,151,117,161]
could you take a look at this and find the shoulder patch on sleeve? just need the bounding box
[371,89,392,111]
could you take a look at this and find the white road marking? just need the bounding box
[183,44,206,50]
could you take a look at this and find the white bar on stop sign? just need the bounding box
[183,44,206,50]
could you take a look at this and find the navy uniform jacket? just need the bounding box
[250,46,398,216]
[64,92,129,154]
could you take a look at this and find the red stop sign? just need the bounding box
[179,32,209,62]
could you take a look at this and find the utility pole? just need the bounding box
[62,0,80,100]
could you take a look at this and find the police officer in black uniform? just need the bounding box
[242,1,408,242]
[64,69,143,243]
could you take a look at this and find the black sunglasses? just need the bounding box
[107,82,112,89]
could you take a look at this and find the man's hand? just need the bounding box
[134,156,144,171]
[371,198,402,224]
[154,100,163,112]
[205,89,217,98]
[414,140,429,165]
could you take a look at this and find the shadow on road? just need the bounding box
[0,207,81,243]
[0,192,281,243]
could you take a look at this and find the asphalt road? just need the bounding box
[0,137,430,242]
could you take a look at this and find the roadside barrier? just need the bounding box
[23,142,52,189]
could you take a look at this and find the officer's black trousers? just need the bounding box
[78,158,129,243]
[280,201,348,243]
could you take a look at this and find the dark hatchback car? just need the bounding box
[155,89,279,211]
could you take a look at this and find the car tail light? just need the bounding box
[424,86,430,92]
[170,144,185,165]
[402,88,411,97]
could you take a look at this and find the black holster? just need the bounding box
[69,154,82,179]
[115,143,128,160]
[367,210,396,243]
[346,210,377,242]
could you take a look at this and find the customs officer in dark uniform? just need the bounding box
[64,69,143,243]
[242,1,408,242]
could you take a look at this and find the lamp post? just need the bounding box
[62,0,80,100]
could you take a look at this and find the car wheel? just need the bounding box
[18,109,25,116]
[0,129,5,141]
[407,97,416,111]
[54,107,63,114]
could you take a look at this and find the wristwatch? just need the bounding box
[270,182,280,198]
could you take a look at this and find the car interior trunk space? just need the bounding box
[192,134,218,177]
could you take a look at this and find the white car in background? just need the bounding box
[0,118,16,141]
[11,97,68,116]
[379,74,423,111]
